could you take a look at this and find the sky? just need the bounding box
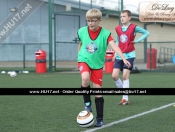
[74,0,175,15]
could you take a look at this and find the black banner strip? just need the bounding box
[0,88,174,95]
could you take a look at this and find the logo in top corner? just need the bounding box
[120,34,128,43]
[86,42,98,53]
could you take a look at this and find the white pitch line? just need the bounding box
[84,102,175,132]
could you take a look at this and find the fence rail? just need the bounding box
[0,41,175,72]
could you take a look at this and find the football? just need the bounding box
[77,110,94,127]
[10,71,17,77]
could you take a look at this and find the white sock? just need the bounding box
[114,78,123,88]
[122,79,129,101]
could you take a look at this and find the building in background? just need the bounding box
[0,0,174,69]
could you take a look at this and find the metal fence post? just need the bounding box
[23,44,25,70]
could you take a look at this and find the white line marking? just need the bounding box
[84,102,175,132]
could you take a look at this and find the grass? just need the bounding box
[0,72,175,88]
[0,72,174,132]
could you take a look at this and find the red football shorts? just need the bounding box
[78,62,103,86]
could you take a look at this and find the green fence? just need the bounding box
[0,43,49,72]
[0,41,175,72]
[135,41,175,72]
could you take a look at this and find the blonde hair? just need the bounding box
[86,8,102,20]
